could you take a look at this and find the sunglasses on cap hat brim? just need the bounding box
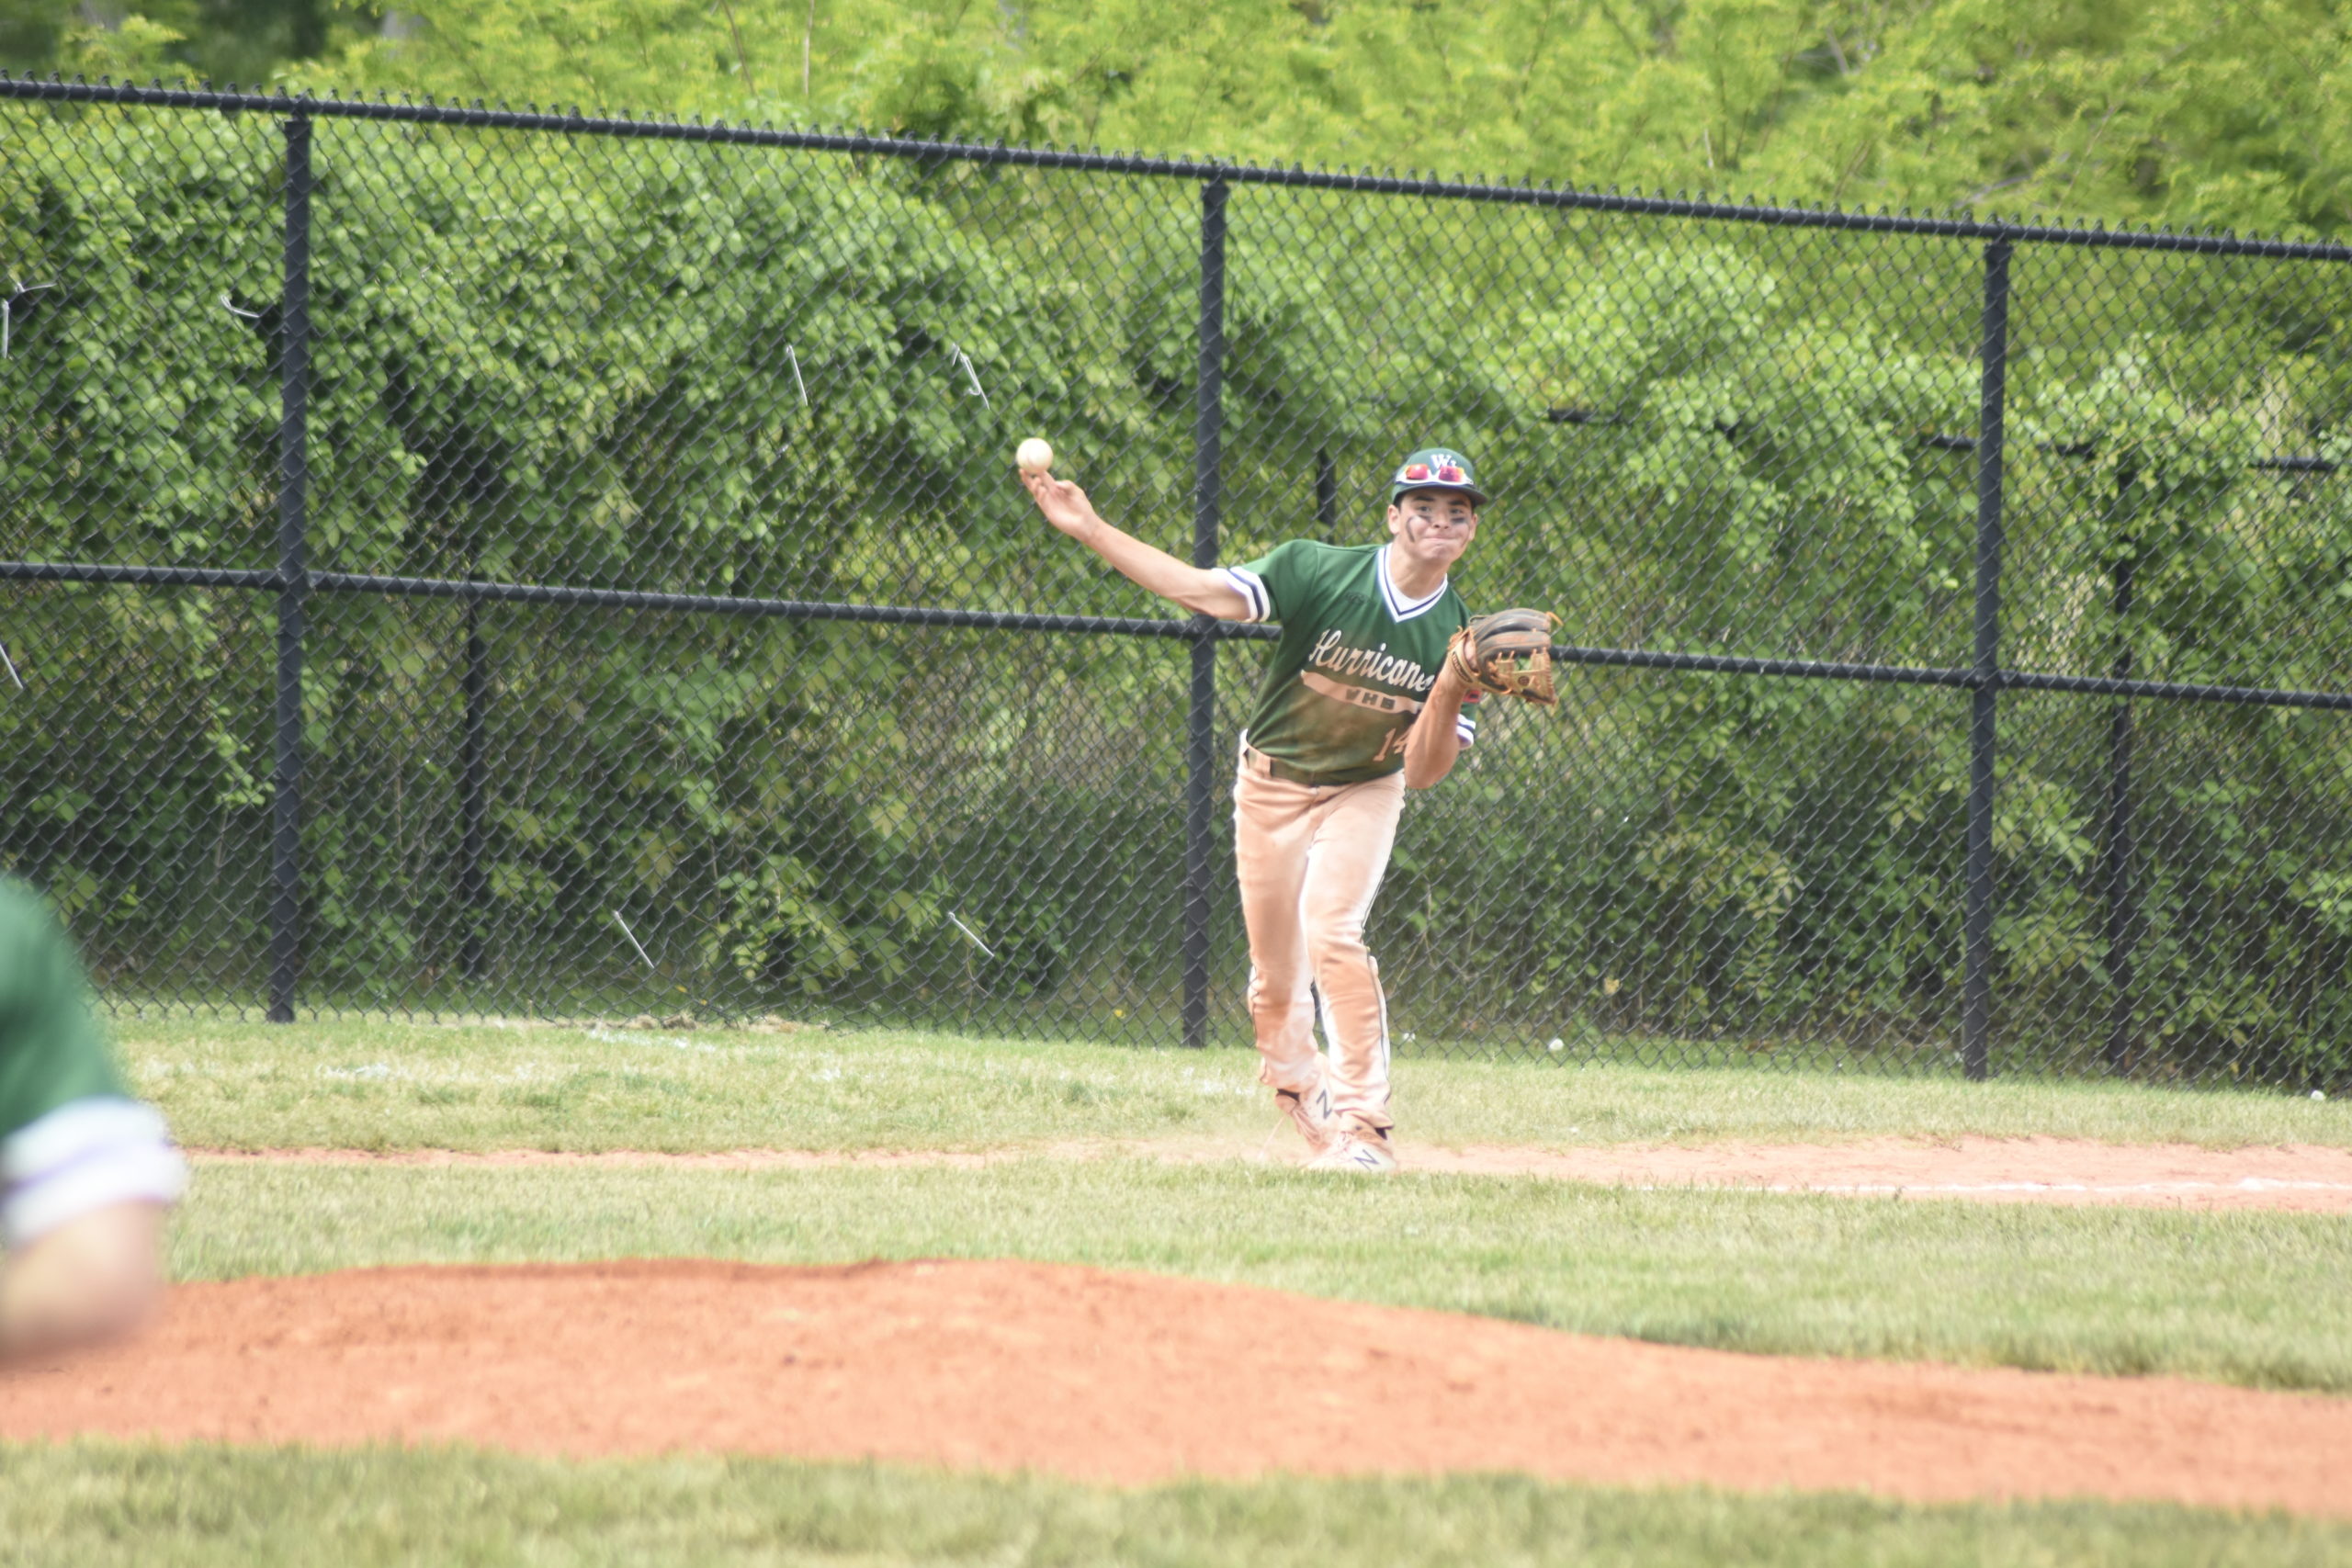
[1392,476,1487,508]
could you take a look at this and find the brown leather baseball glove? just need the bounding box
[1447,609,1561,706]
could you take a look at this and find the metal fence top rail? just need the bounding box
[7,72,2352,264]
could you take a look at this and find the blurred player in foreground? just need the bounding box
[1024,446,1521,1172]
[0,876,186,1363]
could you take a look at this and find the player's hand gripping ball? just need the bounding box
[1016,437,1055,474]
[1448,608,1561,706]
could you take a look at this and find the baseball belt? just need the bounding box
[1238,742,1382,790]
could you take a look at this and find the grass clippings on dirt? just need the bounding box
[120,1018,2352,1155]
[3,1439,2346,1568]
[170,1158,2352,1394]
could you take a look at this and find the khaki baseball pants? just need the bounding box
[1233,744,1405,1132]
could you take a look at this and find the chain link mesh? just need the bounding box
[4,82,2347,1089]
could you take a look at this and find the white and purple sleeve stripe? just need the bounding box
[1218,566,1271,623]
[2,1098,187,1249]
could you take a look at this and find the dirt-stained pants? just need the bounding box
[1233,744,1405,1132]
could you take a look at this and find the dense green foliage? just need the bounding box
[4,15,2350,1085]
[0,107,1196,1020]
[6,92,2352,1082]
[0,0,368,90]
[9,2,2352,238]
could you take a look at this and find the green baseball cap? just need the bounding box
[1388,446,1488,506]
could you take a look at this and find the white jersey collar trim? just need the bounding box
[1376,545,1448,622]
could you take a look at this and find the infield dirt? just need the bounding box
[4,1258,2348,1517]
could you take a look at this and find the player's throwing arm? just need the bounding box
[1016,445,1253,621]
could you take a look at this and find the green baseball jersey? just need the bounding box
[1219,541,1478,784]
[0,876,183,1251]
[0,877,121,1140]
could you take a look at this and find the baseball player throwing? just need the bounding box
[0,876,186,1361]
[1023,446,1552,1171]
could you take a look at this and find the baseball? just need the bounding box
[1016,436,1055,473]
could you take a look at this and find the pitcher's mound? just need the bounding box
[3,1258,2346,1517]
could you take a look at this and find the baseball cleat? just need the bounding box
[1307,1126,1397,1173]
[1274,1074,1340,1155]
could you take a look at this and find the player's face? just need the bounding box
[1386,489,1479,568]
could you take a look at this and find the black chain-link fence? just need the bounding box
[6,78,2350,1089]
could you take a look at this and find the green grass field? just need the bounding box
[173,1158,2352,1392]
[4,1441,2348,1568]
[119,1017,2352,1154]
[7,1018,2347,1564]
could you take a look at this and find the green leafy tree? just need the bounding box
[1,1,375,85]
[18,1,2352,236]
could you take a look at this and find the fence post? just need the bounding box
[1182,177,1228,1050]
[458,595,489,980]
[2102,467,2140,1072]
[1962,238,2013,1081]
[267,113,313,1024]
[1316,447,1337,539]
